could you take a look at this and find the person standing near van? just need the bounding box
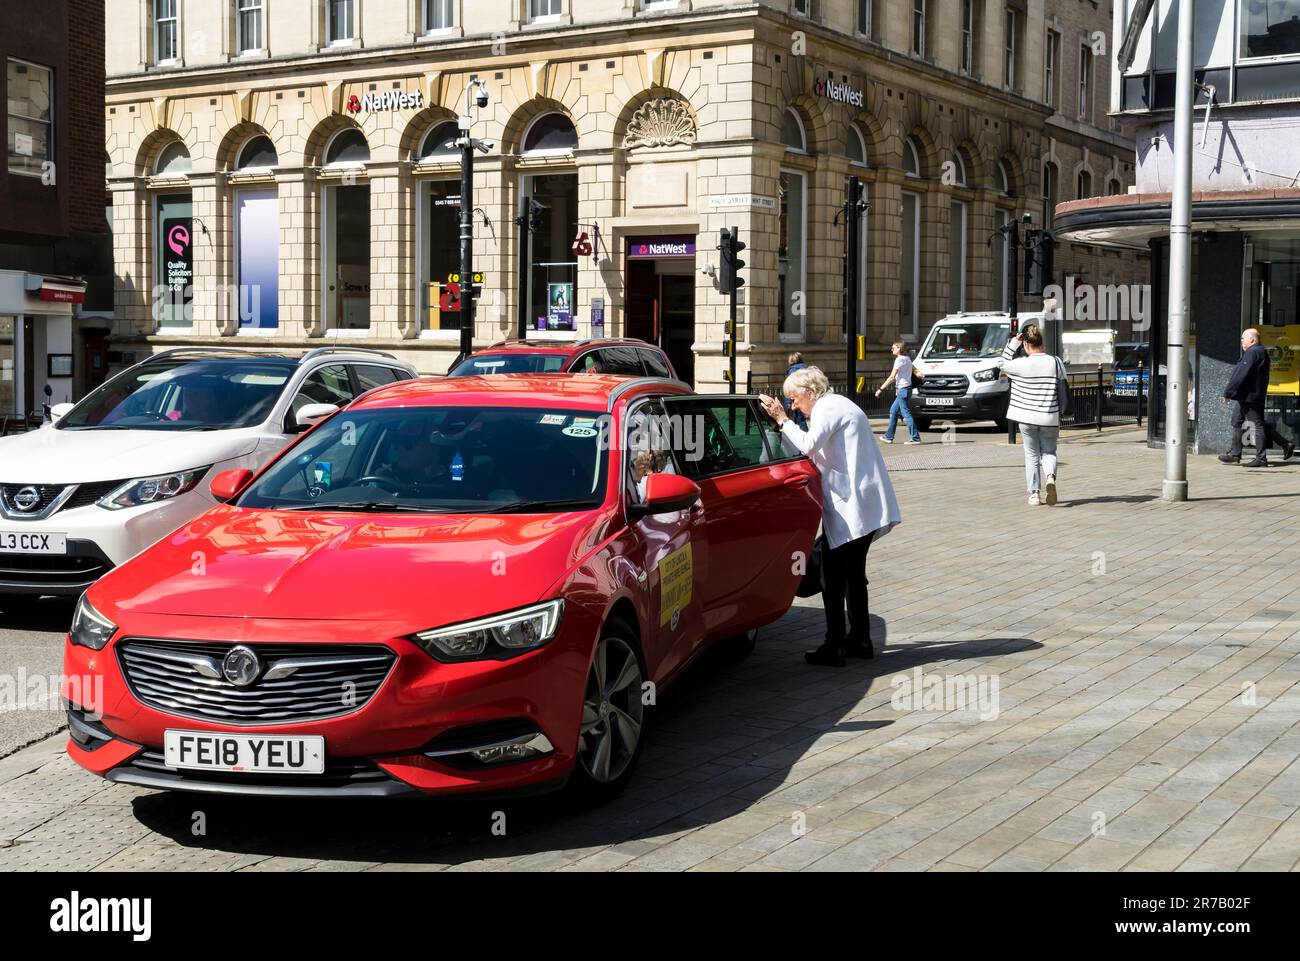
[1219,327,1293,466]
[875,341,921,444]
[998,324,1064,506]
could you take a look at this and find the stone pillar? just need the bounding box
[276,169,318,338]
[109,178,152,343]
[187,171,228,338]
[368,162,408,342]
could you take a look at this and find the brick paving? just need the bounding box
[3,426,1300,871]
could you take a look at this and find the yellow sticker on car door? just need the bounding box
[658,543,693,627]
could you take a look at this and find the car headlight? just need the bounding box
[97,468,209,510]
[70,594,117,651]
[410,599,565,662]
[973,368,1000,382]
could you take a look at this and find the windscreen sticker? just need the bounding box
[539,414,567,426]
[658,543,693,627]
[562,418,599,438]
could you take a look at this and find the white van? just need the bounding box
[910,311,1050,430]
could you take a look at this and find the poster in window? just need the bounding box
[237,189,280,329]
[548,283,574,331]
[161,211,194,326]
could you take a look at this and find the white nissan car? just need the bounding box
[0,347,416,604]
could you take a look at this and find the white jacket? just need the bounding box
[780,393,902,549]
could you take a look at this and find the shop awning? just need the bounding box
[24,274,86,305]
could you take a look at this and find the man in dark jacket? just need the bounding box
[1220,328,1293,466]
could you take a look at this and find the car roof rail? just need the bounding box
[140,347,271,363]
[606,376,692,411]
[299,346,399,363]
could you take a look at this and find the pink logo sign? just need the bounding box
[167,225,190,257]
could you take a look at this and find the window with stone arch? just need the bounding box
[900,135,925,340]
[779,107,811,341]
[521,112,578,156]
[847,124,869,166]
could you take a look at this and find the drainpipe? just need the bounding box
[1163,0,1195,502]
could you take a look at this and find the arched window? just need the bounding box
[902,136,922,177]
[1042,161,1059,228]
[154,140,191,176]
[418,121,461,162]
[1077,169,1092,200]
[324,128,369,166]
[998,159,1014,197]
[781,109,807,153]
[522,113,577,154]
[847,125,868,166]
[1107,178,1122,196]
[952,147,971,187]
[236,135,278,171]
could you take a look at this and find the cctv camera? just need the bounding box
[476,87,490,109]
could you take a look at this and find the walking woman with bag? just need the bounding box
[759,367,902,667]
[997,324,1067,506]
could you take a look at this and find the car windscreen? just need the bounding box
[236,405,610,513]
[921,324,1010,360]
[1115,346,1148,369]
[448,353,568,376]
[57,360,295,431]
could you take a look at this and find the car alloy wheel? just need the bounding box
[578,631,645,786]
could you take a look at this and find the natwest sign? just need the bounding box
[627,237,696,259]
[346,89,425,114]
[815,76,865,108]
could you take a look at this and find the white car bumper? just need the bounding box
[0,485,216,596]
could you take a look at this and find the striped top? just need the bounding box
[997,340,1065,427]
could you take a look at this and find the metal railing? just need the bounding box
[0,412,44,436]
[746,369,895,420]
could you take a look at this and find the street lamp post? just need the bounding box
[1163,0,1195,501]
[457,78,492,363]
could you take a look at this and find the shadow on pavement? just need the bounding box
[0,596,76,634]
[127,614,1043,868]
[1057,494,1160,507]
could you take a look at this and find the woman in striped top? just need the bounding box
[997,324,1066,506]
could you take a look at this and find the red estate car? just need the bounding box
[63,374,821,800]
[447,338,677,380]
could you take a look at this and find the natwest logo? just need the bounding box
[346,89,424,114]
[814,76,865,108]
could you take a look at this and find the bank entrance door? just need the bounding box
[624,237,696,385]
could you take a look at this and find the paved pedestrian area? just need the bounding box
[3,427,1300,871]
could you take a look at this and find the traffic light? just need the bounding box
[719,227,746,296]
[1024,229,1055,297]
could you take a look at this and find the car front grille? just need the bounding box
[126,747,394,789]
[116,638,397,726]
[0,480,126,518]
[918,374,970,396]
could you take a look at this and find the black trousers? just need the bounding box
[821,531,874,648]
[1228,401,1286,457]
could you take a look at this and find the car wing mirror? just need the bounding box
[293,403,339,432]
[629,472,700,518]
[210,468,255,503]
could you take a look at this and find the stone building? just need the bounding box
[103,0,1142,388]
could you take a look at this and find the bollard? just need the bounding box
[1096,363,1104,432]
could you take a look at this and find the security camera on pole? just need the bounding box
[456,78,494,365]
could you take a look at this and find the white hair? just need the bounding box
[783,365,831,400]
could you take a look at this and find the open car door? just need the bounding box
[659,394,821,642]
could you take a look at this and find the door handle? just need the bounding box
[783,476,810,488]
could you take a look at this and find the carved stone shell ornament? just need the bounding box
[623,98,698,149]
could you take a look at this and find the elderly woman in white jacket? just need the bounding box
[759,366,902,667]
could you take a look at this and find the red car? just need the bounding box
[63,374,820,800]
[447,338,677,380]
